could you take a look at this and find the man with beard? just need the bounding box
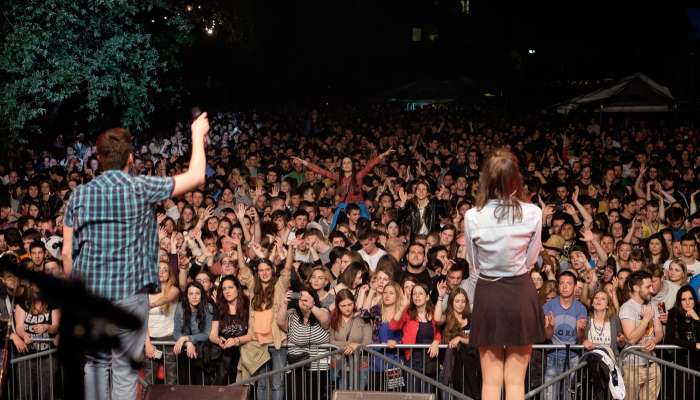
[396,242,432,287]
[620,270,663,400]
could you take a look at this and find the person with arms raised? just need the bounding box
[62,113,210,400]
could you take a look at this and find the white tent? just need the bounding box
[555,73,674,114]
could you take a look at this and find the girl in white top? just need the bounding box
[463,150,544,400]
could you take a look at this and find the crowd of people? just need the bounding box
[0,105,700,400]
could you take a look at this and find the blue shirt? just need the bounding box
[543,296,587,359]
[64,170,174,301]
[690,274,700,299]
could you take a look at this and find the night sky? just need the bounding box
[179,1,699,108]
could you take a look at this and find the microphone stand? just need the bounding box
[0,255,142,400]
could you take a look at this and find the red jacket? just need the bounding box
[388,309,442,360]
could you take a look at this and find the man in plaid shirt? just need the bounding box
[62,113,210,400]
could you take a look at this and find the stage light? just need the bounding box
[186,5,193,11]
[528,49,536,54]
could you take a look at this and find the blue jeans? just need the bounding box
[84,293,149,400]
[544,353,579,400]
[255,347,287,400]
[330,202,370,231]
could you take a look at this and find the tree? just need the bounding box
[0,0,192,134]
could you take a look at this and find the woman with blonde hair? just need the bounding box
[582,290,626,355]
[464,149,544,400]
[538,281,558,306]
[362,281,405,391]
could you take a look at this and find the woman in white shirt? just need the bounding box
[463,150,545,400]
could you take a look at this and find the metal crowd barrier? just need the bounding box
[230,344,344,400]
[7,339,696,400]
[619,346,699,400]
[6,338,60,400]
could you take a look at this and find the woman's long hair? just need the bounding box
[588,290,616,322]
[215,275,249,323]
[181,282,208,334]
[381,282,405,322]
[667,258,689,286]
[25,285,48,315]
[338,157,359,198]
[407,283,434,321]
[476,150,528,223]
[644,233,670,265]
[443,288,470,342]
[330,289,355,331]
[338,261,369,290]
[671,285,700,315]
[159,262,178,315]
[251,259,277,311]
[176,204,198,231]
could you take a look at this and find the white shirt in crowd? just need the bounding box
[359,248,387,273]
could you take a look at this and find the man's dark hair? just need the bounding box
[4,228,22,247]
[622,195,637,207]
[557,270,577,283]
[680,233,696,244]
[292,209,309,220]
[21,229,42,243]
[328,231,349,247]
[407,241,426,253]
[666,207,685,223]
[627,270,651,293]
[346,203,361,214]
[303,228,324,240]
[96,128,133,170]
[357,229,378,241]
[29,240,45,252]
[617,267,632,277]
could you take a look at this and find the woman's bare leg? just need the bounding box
[503,345,532,400]
[479,346,505,400]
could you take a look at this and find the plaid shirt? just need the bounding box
[64,170,174,301]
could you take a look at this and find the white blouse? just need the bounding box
[464,200,542,278]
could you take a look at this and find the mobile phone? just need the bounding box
[657,302,666,314]
[153,349,163,359]
[290,292,301,300]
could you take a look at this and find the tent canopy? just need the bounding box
[555,73,674,114]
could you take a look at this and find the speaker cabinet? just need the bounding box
[143,384,249,400]
[332,391,435,400]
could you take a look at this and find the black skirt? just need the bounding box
[470,273,545,347]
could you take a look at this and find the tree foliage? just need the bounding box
[0,0,192,134]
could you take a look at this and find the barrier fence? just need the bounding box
[6,339,60,400]
[4,341,697,400]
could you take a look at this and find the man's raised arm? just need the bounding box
[172,113,209,197]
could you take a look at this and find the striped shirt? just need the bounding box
[287,309,330,370]
[64,170,174,301]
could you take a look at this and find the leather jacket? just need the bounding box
[398,198,449,238]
